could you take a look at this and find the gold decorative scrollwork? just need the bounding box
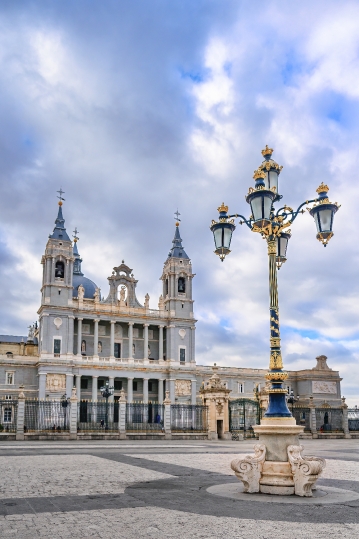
[269,351,283,370]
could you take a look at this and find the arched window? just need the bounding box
[55,261,65,279]
[165,278,169,296]
[178,277,186,293]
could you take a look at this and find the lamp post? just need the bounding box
[60,394,70,430]
[287,390,299,415]
[210,146,340,422]
[100,380,114,430]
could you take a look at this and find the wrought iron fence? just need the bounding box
[292,407,311,432]
[229,399,260,439]
[0,400,18,433]
[348,408,359,431]
[170,404,208,432]
[78,401,119,431]
[126,403,164,432]
[316,407,343,433]
[24,400,70,432]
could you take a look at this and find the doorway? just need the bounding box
[217,419,224,439]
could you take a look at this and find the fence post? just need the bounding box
[163,390,172,440]
[341,397,351,439]
[16,386,25,441]
[309,397,318,439]
[119,389,127,440]
[69,387,78,440]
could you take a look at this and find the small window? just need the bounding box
[55,261,65,279]
[54,339,61,355]
[6,372,14,385]
[5,352,13,358]
[81,378,88,390]
[133,381,138,391]
[5,395,12,400]
[114,380,122,390]
[3,408,12,423]
[180,348,186,363]
[178,277,186,293]
[238,383,244,394]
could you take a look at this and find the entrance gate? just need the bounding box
[229,399,261,439]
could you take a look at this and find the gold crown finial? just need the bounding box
[316,182,329,194]
[253,169,266,180]
[261,145,273,157]
[217,202,228,213]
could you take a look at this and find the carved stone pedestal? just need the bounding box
[231,418,325,497]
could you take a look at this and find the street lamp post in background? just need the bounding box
[100,381,114,430]
[287,390,299,415]
[212,146,339,496]
[61,394,70,430]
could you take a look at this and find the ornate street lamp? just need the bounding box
[100,380,114,430]
[210,146,340,421]
[287,390,299,415]
[60,394,70,430]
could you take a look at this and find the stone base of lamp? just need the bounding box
[231,418,325,497]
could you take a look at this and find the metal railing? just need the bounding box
[0,400,18,433]
[170,404,208,432]
[229,398,260,439]
[126,403,164,432]
[24,400,70,432]
[78,401,119,431]
[348,408,359,431]
[316,407,343,433]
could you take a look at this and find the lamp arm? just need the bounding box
[228,214,253,230]
[275,198,318,224]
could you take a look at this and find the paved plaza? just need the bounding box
[0,439,358,538]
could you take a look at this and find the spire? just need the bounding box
[72,227,83,276]
[168,220,189,260]
[49,189,71,241]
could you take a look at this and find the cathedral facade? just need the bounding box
[0,199,343,408]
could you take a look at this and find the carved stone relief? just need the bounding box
[46,374,66,392]
[175,380,191,396]
[312,381,337,394]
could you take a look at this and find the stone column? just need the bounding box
[191,379,197,405]
[66,374,74,398]
[69,387,78,440]
[76,375,81,402]
[41,315,49,354]
[110,320,116,358]
[119,389,127,440]
[127,377,133,404]
[158,379,164,404]
[143,324,149,361]
[77,318,83,356]
[93,319,100,358]
[16,389,25,441]
[143,378,149,404]
[128,322,134,358]
[92,376,98,402]
[39,372,47,400]
[190,326,196,362]
[67,316,74,355]
[158,325,164,360]
[163,390,172,440]
[169,378,175,403]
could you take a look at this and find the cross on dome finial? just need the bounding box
[73,227,79,243]
[174,209,181,226]
[57,188,65,206]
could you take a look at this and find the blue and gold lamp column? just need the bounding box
[210,146,340,424]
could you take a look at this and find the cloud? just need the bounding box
[0,0,358,404]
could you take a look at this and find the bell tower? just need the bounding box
[38,190,75,358]
[161,217,195,319]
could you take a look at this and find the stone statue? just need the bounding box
[27,324,35,342]
[81,340,86,353]
[98,341,102,353]
[144,293,150,309]
[132,343,135,357]
[158,294,164,310]
[120,286,126,302]
[94,288,100,302]
[78,284,85,300]
[148,345,151,358]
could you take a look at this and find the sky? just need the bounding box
[0,0,358,404]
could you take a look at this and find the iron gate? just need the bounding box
[229,399,260,439]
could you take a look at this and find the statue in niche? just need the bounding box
[132,343,135,357]
[98,341,102,354]
[144,293,150,309]
[94,288,100,302]
[119,286,126,306]
[81,340,86,354]
[148,345,151,358]
[78,284,85,300]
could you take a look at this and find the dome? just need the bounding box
[72,274,98,299]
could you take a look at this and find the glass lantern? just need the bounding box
[309,183,339,247]
[210,203,236,261]
[276,231,291,268]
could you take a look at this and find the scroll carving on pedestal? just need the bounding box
[231,444,266,493]
[287,445,326,497]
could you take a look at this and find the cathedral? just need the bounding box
[0,196,343,408]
